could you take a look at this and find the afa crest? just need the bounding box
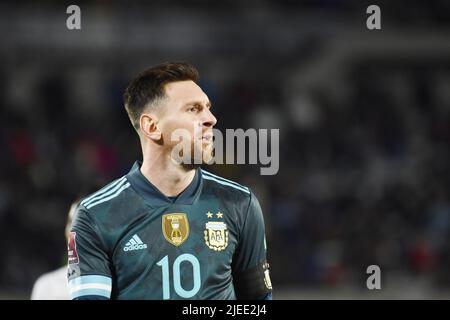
[204,221,229,251]
[162,213,189,246]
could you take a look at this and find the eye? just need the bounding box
[187,105,200,112]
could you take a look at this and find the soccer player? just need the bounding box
[67,62,272,300]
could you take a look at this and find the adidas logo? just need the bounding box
[123,234,148,252]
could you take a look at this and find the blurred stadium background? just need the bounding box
[1,0,450,299]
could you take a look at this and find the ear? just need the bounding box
[140,113,162,141]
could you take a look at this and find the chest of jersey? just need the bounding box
[110,199,239,299]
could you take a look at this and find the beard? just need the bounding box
[199,141,214,164]
[171,139,214,168]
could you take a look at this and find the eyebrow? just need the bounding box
[184,101,212,108]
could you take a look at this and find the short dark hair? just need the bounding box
[123,62,199,131]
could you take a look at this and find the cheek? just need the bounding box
[161,117,197,143]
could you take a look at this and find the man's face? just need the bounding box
[156,80,217,164]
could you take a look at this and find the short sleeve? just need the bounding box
[232,191,272,299]
[67,207,112,300]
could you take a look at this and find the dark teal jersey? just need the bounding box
[67,161,272,300]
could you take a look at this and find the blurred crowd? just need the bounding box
[0,1,449,297]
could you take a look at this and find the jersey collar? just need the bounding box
[126,161,203,206]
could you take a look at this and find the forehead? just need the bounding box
[164,80,209,104]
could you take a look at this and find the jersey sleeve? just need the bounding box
[232,190,273,300]
[67,207,112,300]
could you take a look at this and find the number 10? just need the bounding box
[156,253,201,299]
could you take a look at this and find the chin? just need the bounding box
[189,143,212,163]
[201,145,215,164]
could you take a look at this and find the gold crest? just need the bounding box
[204,221,229,251]
[162,213,189,246]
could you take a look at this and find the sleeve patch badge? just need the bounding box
[68,232,79,265]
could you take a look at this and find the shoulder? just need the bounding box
[200,169,256,212]
[72,175,143,241]
[78,176,132,211]
[201,169,252,197]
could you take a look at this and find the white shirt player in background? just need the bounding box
[30,266,69,300]
[30,201,78,300]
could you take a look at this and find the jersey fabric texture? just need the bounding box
[67,161,272,300]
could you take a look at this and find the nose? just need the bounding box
[203,107,217,128]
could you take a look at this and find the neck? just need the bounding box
[140,150,196,197]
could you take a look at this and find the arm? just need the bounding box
[67,207,112,300]
[232,191,273,300]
